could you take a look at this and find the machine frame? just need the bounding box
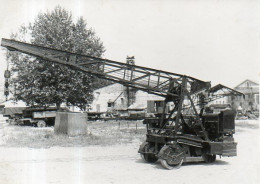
[1,38,243,169]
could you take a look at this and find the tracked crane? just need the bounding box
[1,38,243,169]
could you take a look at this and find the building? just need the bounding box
[89,56,166,117]
[89,83,164,116]
[209,90,229,105]
[228,79,259,111]
[90,83,128,114]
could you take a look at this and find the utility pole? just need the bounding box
[126,56,135,107]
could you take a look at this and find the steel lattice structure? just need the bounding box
[1,38,245,169]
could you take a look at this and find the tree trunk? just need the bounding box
[56,103,61,111]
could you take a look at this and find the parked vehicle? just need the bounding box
[3,107,70,127]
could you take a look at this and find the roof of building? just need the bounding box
[235,79,259,88]
[128,103,146,110]
[234,79,259,94]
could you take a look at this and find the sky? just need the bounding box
[0,0,259,95]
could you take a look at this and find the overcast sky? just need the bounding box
[0,0,259,90]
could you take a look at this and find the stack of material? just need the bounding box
[54,112,88,136]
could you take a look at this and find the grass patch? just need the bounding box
[1,120,146,148]
[2,119,258,148]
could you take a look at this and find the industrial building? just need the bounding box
[228,79,259,112]
[89,82,165,117]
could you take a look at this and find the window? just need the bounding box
[96,104,100,112]
[121,98,124,105]
[95,92,100,100]
[155,101,163,107]
[108,102,114,107]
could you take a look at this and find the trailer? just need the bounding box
[19,107,70,127]
[2,106,69,127]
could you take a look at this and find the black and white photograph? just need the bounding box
[0,0,259,183]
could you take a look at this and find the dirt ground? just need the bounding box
[0,119,259,184]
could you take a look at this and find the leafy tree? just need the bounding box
[7,6,108,110]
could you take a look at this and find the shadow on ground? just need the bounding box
[135,157,229,170]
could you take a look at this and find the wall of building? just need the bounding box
[128,90,164,109]
[228,80,259,111]
[90,83,164,114]
[90,83,127,113]
[209,90,229,105]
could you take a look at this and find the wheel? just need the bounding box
[158,145,185,170]
[140,153,158,163]
[37,120,46,128]
[139,142,158,163]
[159,158,183,170]
[202,154,216,163]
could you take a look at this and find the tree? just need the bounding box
[7,6,107,110]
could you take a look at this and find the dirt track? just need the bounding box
[0,121,259,184]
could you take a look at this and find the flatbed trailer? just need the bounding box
[3,106,69,127]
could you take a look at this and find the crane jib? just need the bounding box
[1,38,210,98]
